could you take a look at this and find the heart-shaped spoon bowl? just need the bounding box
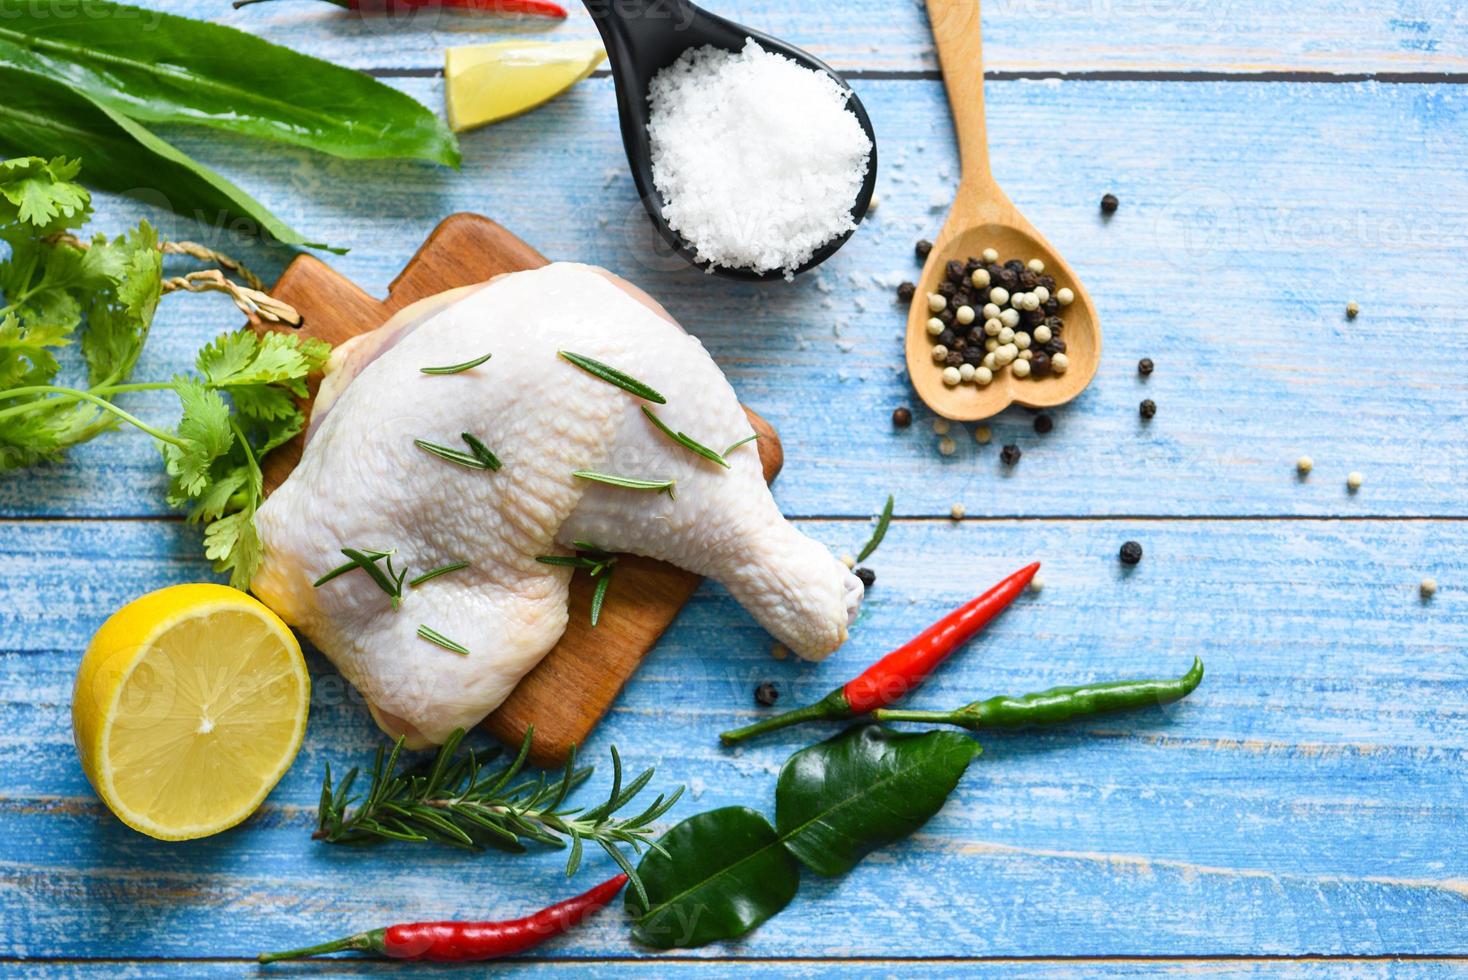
[906,217,1100,421]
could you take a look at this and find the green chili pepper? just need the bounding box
[873,657,1203,730]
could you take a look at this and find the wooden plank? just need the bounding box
[3,77,1465,520]
[132,0,1468,74]
[251,212,782,765]
[2,517,1463,959]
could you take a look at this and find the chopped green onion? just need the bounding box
[408,561,470,588]
[460,432,502,471]
[420,352,492,375]
[856,494,894,562]
[558,351,666,404]
[640,406,730,468]
[415,438,494,470]
[572,470,675,499]
[723,433,760,456]
[417,625,469,656]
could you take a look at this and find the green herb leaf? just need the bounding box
[558,351,666,404]
[855,493,894,562]
[421,352,492,375]
[408,561,470,588]
[0,66,330,250]
[313,549,392,588]
[0,155,89,233]
[640,406,730,468]
[628,806,799,949]
[459,432,501,471]
[417,624,469,656]
[572,470,675,498]
[590,573,612,626]
[415,438,494,471]
[0,0,459,168]
[775,724,981,877]
[722,433,760,456]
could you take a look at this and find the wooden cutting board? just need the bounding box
[253,213,782,766]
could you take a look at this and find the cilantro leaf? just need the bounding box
[0,156,90,234]
[163,377,233,498]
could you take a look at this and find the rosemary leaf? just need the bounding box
[417,624,469,655]
[856,493,894,562]
[640,406,730,468]
[312,548,391,588]
[415,438,493,470]
[590,573,612,626]
[723,433,761,456]
[558,351,666,404]
[408,561,470,588]
[460,432,502,471]
[421,352,492,375]
[573,470,675,499]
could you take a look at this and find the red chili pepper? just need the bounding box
[719,562,1040,745]
[233,0,569,18]
[258,874,626,963]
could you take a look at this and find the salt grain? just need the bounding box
[647,40,872,277]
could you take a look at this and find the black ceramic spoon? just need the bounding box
[584,0,878,280]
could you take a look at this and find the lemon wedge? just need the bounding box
[72,584,309,841]
[445,40,606,133]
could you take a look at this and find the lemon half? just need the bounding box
[72,584,309,841]
[445,40,606,133]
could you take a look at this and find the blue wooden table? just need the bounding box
[3,1,1466,975]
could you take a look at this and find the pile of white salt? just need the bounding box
[647,40,872,277]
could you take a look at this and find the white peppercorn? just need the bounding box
[989,286,1010,306]
[1296,456,1313,475]
[1033,324,1052,344]
[1011,357,1032,378]
[982,247,999,263]
[1347,471,1363,491]
[983,351,998,371]
[996,344,1018,365]
[983,303,1001,320]
[998,326,1015,345]
[938,436,957,456]
[1055,287,1074,306]
[1420,577,1437,599]
[958,362,976,382]
[974,366,993,386]
[942,365,961,386]
[984,318,1003,336]
[950,503,965,520]
[985,338,998,352]
[971,268,991,288]
[1034,286,1050,303]
[1000,308,1021,328]
[927,317,945,336]
[1014,331,1031,350]
[1051,351,1070,374]
[1029,576,1045,593]
[928,292,947,313]
[974,424,992,444]
[933,418,951,435]
[931,344,948,363]
[1028,258,1045,273]
[956,305,976,325]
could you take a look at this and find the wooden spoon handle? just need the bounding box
[925,0,992,189]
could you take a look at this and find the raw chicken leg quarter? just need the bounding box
[252,263,863,746]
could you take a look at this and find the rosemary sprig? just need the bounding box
[421,352,492,375]
[417,624,469,655]
[459,432,502,471]
[558,351,666,404]
[537,543,619,626]
[640,406,729,469]
[573,470,675,499]
[409,561,470,588]
[856,493,894,562]
[313,548,407,609]
[314,728,683,906]
[415,436,499,471]
[723,432,760,456]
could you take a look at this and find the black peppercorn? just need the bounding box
[996,268,1018,290]
[1023,308,1046,327]
[937,281,958,300]
[1140,399,1157,419]
[1038,274,1056,291]
[946,259,967,284]
[755,682,780,707]
[1044,315,1065,333]
[1005,259,1025,274]
[951,337,968,352]
[892,406,912,428]
[1100,193,1119,215]
[855,567,876,589]
[1042,299,1059,315]
[915,239,933,260]
[897,281,916,303]
[945,351,964,368]
[1030,351,1051,376]
[1119,540,1143,565]
[937,329,957,348]
[964,257,984,275]
[1138,357,1154,376]
[1000,444,1022,466]
[1019,270,1040,290]
[962,347,985,366]
[938,310,955,328]
[1033,414,1054,435]
[985,263,1006,282]
[1044,339,1067,356]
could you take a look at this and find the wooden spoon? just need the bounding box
[907,0,1100,421]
